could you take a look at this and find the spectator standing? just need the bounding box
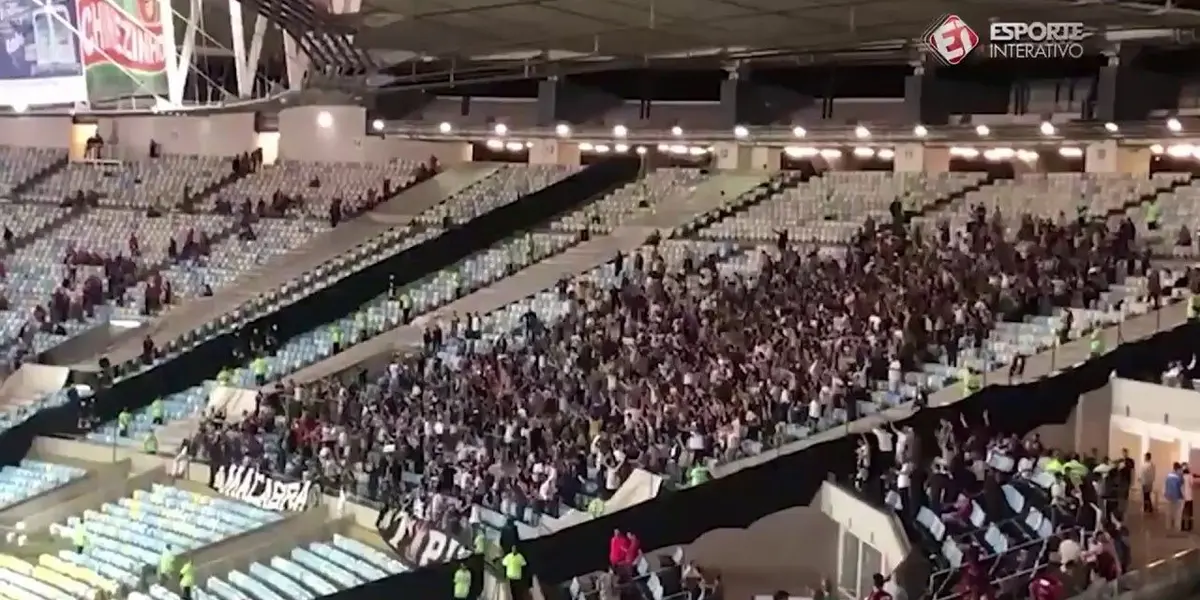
[1140,453,1157,514]
[1164,463,1183,530]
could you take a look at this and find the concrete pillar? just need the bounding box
[894,144,924,173]
[924,147,949,174]
[1085,141,1118,173]
[714,142,739,170]
[1116,147,1151,176]
[749,146,780,171]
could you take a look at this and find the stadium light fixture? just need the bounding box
[852,147,875,158]
[819,149,843,159]
[579,142,595,151]
[316,111,333,128]
[1149,144,1165,155]
[1104,122,1119,133]
[615,143,630,153]
[877,148,895,160]
[671,126,683,137]
[11,103,26,113]
[556,123,571,137]
[733,125,749,138]
[854,125,870,139]
[438,122,452,134]
[505,142,525,152]
[493,123,508,136]
[1039,121,1056,136]
[792,126,807,138]
[1058,147,1084,158]
[371,119,384,132]
[595,144,611,153]
[913,125,928,138]
[636,146,647,155]
[612,124,628,138]
[486,139,504,150]
[975,124,990,137]
[1167,117,1183,133]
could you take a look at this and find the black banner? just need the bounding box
[315,316,1197,600]
[376,506,470,567]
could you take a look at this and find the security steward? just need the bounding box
[453,561,472,600]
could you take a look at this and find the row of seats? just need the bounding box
[24,156,233,208]
[196,534,406,600]
[548,168,707,233]
[0,460,85,510]
[0,147,64,198]
[700,171,987,244]
[216,159,422,214]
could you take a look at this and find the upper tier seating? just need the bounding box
[700,171,988,244]
[217,160,422,214]
[195,534,406,600]
[24,156,235,208]
[913,172,1188,233]
[548,168,707,233]
[414,164,580,226]
[0,147,64,198]
[0,460,85,509]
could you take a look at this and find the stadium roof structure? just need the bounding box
[324,0,1200,88]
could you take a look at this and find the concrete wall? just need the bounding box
[102,114,259,158]
[277,105,473,165]
[0,117,73,148]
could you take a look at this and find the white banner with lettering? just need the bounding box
[212,465,319,512]
[376,506,470,566]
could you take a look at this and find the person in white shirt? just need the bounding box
[874,426,894,466]
[1140,453,1157,514]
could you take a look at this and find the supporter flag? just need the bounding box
[76,0,169,100]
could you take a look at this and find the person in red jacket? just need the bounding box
[609,530,628,572]
[1029,568,1063,600]
[623,532,641,565]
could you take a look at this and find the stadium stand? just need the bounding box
[0,460,85,511]
[4,104,1200,600]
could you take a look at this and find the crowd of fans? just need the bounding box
[863,409,1139,600]
[182,199,1178,541]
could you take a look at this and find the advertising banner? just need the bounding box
[376,506,471,567]
[212,464,320,512]
[77,0,167,100]
[0,0,88,105]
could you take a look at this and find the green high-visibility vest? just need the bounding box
[502,552,525,580]
[587,497,605,517]
[474,533,486,554]
[252,357,267,376]
[1089,332,1104,356]
[180,562,194,588]
[216,369,232,385]
[144,434,158,454]
[1189,296,1200,319]
[151,399,164,419]
[72,528,86,548]
[454,567,472,599]
[158,551,176,576]
[688,465,710,487]
[118,410,131,427]
[1147,201,1161,223]
[331,327,342,343]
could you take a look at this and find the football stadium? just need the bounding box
[3,1,1200,600]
